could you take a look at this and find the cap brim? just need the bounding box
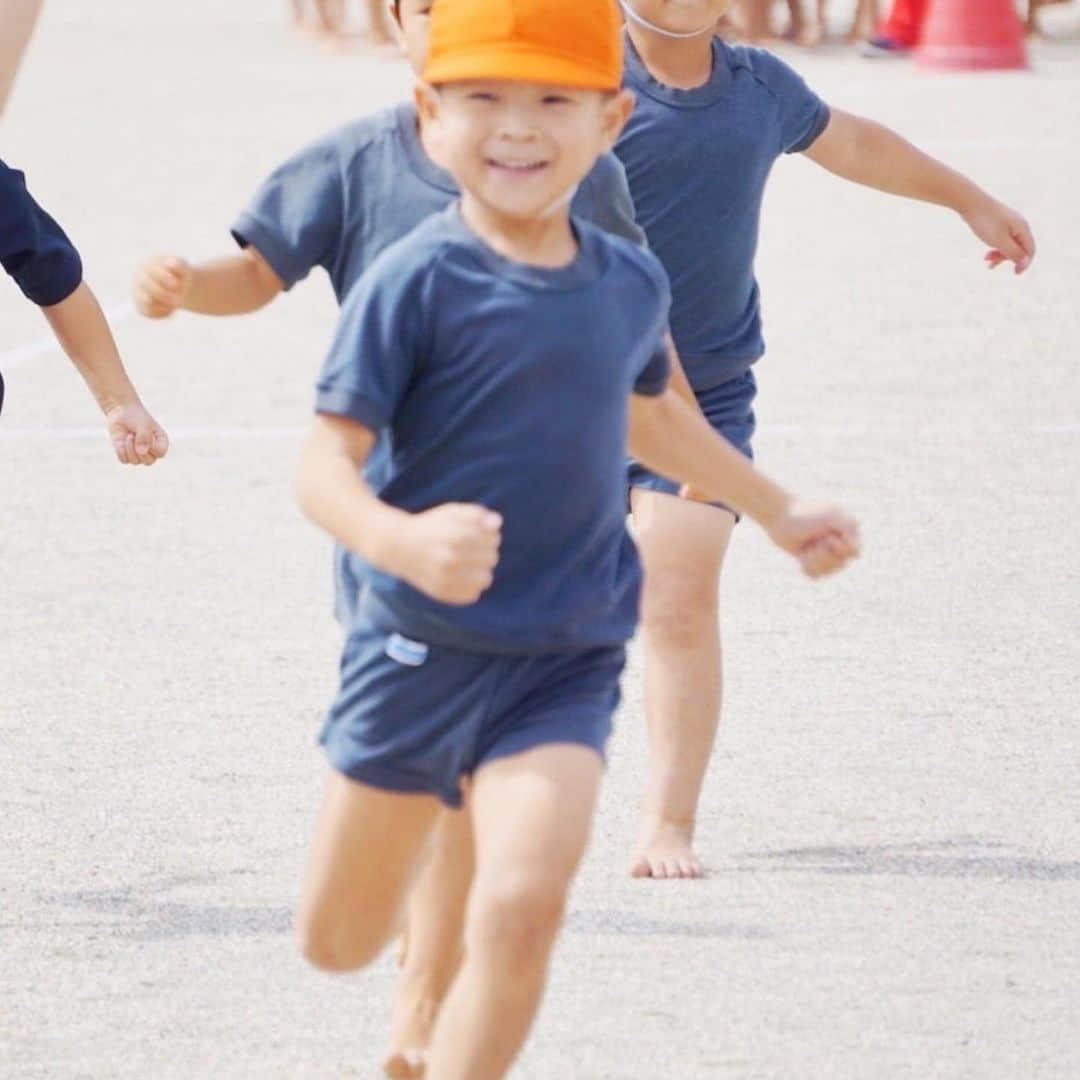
[423,46,620,91]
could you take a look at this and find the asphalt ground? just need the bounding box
[2,3,1079,1077]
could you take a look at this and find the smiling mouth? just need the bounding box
[486,158,549,174]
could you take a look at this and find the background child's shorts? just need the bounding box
[320,615,626,807]
[332,543,363,627]
[627,368,757,517]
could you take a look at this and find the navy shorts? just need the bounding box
[628,369,757,516]
[320,616,626,807]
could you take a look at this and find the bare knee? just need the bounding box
[642,568,719,651]
[468,874,568,966]
[296,906,387,973]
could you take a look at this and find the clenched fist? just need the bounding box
[390,503,503,605]
[133,255,193,318]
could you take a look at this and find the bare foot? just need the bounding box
[629,820,705,879]
[382,970,442,1078]
[383,1048,426,1079]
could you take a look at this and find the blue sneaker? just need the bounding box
[858,35,914,58]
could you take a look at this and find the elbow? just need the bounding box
[293,447,318,522]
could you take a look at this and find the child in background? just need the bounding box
[615,0,1033,880]
[293,3,858,1078]
[1,159,168,462]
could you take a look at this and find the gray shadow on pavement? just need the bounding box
[565,909,773,940]
[728,838,1080,882]
[40,873,291,940]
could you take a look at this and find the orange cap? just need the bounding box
[423,0,623,91]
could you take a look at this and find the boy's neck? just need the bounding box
[459,194,578,270]
[627,23,714,90]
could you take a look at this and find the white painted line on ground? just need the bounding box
[1,424,1077,441]
[0,299,136,372]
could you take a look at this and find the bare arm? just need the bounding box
[296,414,503,605]
[629,389,859,575]
[134,247,284,318]
[0,0,43,117]
[629,389,789,526]
[41,281,169,464]
[664,334,697,409]
[805,108,1035,273]
[296,415,408,569]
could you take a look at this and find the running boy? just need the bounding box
[293,0,858,1076]
[616,0,1035,880]
[1,158,168,461]
[132,7,652,1066]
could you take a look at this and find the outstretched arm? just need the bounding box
[628,389,859,577]
[42,282,169,465]
[804,108,1035,274]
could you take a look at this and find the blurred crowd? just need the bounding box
[723,0,1074,53]
[287,0,1077,57]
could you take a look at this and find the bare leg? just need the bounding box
[364,0,394,44]
[784,0,807,40]
[736,0,774,42]
[851,0,881,41]
[313,0,346,36]
[629,490,735,880]
[425,744,604,1080]
[384,805,474,1078]
[297,770,442,973]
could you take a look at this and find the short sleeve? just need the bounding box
[755,50,831,155]
[633,338,670,397]
[630,251,672,398]
[573,153,648,248]
[314,248,432,432]
[231,134,345,291]
[0,160,83,307]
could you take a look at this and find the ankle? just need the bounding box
[640,812,696,835]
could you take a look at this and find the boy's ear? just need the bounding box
[600,89,636,150]
[414,80,440,126]
[387,0,407,50]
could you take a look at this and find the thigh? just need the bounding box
[632,490,736,603]
[300,769,443,953]
[470,744,604,892]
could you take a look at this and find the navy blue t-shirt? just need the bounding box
[233,102,648,625]
[1,159,83,307]
[616,37,830,390]
[232,101,645,302]
[316,206,671,655]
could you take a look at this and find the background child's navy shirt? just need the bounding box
[315,206,670,655]
[1,159,83,307]
[232,102,645,301]
[616,37,830,391]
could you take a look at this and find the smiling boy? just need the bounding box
[291,1,859,1075]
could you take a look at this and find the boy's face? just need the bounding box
[390,0,432,74]
[626,0,731,33]
[418,80,634,223]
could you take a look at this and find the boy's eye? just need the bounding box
[542,94,575,106]
[466,92,498,103]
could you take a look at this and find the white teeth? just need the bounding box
[490,159,546,170]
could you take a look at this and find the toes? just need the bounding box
[383,1049,427,1078]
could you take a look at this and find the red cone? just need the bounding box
[918,0,1028,71]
